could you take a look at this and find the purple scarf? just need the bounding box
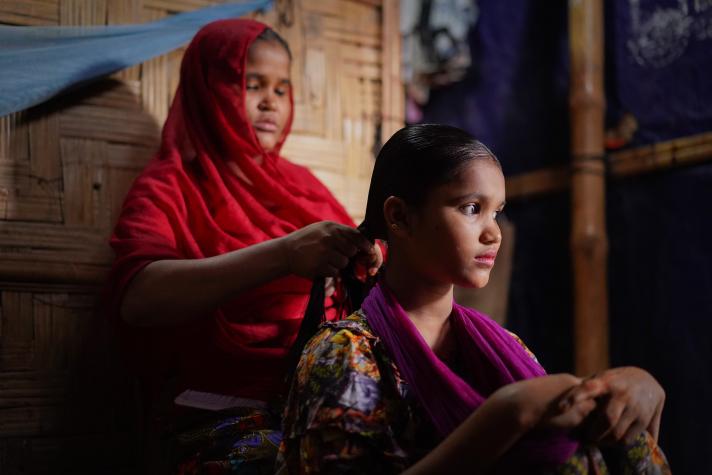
[361,282,579,470]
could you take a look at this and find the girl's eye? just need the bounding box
[246,81,260,91]
[275,87,288,97]
[461,203,480,215]
[494,208,505,220]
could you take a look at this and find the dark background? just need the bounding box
[421,0,712,471]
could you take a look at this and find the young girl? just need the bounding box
[277,124,670,474]
[107,19,380,473]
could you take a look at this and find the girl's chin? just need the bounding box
[462,272,491,289]
[456,276,490,289]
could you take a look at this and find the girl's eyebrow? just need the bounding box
[450,192,506,208]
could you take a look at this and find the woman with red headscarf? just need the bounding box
[107,19,381,473]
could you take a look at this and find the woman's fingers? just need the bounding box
[317,263,340,277]
[339,226,374,254]
[327,250,350,270]
[328,231,360,258]
[284,222,384,278]
[324,277,336,297]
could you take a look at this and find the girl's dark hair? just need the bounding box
[360,124,499,241]
[286,124,499,386]
[254,28,292,60]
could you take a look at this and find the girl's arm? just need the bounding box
[403,374,605,475]
[120,221,381,326]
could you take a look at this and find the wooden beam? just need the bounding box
[569,0,609,375]
[506,166,569,200]
[505,131,712,200]
[609,131,712,176]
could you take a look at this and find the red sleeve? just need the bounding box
[104,160,186,321]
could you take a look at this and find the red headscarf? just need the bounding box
[107,19,354,400]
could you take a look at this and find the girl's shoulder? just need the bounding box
[300,310,380,367]
[505,330,539,363]
[285,310,391,434]
[324,309,374,335]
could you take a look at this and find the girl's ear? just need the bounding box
[383,196,411,238]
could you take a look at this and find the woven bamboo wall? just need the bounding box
[0,1,403,473]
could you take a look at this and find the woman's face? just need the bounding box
[402,159,506,289]
[244,39,292,152]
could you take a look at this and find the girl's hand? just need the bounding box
[281,221,381,278]
[541,377,608,430]
[494,374,606,431]
[579,367,665,444]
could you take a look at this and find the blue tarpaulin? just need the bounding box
[0,0,272,117]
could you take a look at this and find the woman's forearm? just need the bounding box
[119,236,290,326]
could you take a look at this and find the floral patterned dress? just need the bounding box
[276,311,671,474]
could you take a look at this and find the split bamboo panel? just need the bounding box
[0,1,403,473]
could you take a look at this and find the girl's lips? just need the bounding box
[474,251,497,267]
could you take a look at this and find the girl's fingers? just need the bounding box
[648,401,663,442]
[622,419,646,445]
[590,397,626,442]
[611,406,637,441]
[559,378,608,411]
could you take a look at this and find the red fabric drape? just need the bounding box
[107,19,354,400]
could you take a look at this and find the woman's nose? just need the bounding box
[258,92,277,111]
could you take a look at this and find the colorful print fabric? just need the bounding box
[277,311,671,474]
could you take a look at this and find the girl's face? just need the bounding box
[401,159,505,289]
[244,39,292,152]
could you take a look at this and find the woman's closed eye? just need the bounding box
[246,81,289,97]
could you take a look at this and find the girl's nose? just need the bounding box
[480,221,502,245]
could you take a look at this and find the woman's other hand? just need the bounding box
[281,221,381,278]
[579,367,665,445]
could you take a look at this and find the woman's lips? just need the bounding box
[254,120,278,132]
[474,251,497,267]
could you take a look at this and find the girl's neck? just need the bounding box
[383,249,455,351]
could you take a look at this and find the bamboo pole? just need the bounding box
[569,0,609,375]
